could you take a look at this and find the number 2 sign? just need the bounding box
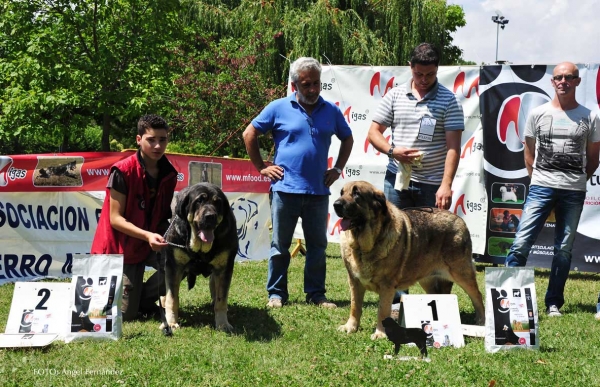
[399,294,465,348]
[4,282,71,337]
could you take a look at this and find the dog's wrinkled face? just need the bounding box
[188,191,224,244]
[333,181,387,231]
[176,184,226,253]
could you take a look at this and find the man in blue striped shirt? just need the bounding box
[367,43,465,298]
[368,43,464,211]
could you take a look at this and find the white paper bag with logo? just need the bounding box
[64,254,123,342]
[484,267,539,352]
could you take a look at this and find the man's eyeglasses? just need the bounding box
[552,74,578,82]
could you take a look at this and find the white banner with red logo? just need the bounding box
[0,152,271,285]
[312,65,486,252]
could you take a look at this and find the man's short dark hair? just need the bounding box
[137,114,169,136]
[410,43,440,67]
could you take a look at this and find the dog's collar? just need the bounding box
[163,215,187,249]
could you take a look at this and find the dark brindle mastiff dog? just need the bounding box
[161,183,238,332]
[333,181,485,339]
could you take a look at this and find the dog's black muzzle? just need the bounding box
[333,199,346,218]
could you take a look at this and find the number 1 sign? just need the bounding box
[399,294,464,348]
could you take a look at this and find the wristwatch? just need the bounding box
[333,167,342,174]
[387,144,395,158]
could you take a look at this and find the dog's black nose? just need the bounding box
[333,200,344,214]
[203,213,218,227]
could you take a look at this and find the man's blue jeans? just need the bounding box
[384,170,439,209]
[505,185,585,309]
[267,191,329,304]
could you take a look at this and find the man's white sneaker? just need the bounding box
[546,305,562,317]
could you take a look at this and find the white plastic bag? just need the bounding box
[394,152,424,191]
[394,162,412,191]
[65,254,123,342]
[484,267,539,352]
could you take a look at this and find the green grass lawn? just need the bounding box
[1,244,600,386]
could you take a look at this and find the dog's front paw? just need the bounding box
[370,329,387,340]
[159,322,180,330]
[338,322,358,334]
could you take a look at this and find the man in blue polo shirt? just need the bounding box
[367,43,465,297]
[243,57,354,309]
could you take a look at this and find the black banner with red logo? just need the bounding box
[479,64,600,272]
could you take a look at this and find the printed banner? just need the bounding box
[3,64,600,285]
[480,64,600,272]
[310,65,485,250]
[0,153,271,285]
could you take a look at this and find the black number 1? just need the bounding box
[36,288,51,310]
[427,300,439,321]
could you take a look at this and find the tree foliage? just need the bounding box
[0,0,468,156]
[0,0,183,153]
[162,34,284,158]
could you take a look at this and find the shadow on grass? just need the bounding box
[568,302,597,314]
[459,311,484,326]
[176,303,282,342]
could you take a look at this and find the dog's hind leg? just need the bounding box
[448,263,485,325]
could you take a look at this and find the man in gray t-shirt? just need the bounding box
[505,62,600,317]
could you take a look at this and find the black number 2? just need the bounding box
[427,300,439,321]
[36,288,51,310]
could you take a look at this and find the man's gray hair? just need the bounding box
[290,57,322,83]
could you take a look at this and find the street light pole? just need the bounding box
[491,14,509,63]
[495,22,500,63]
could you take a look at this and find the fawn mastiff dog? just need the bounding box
[333,181,485,339]
[162,183,238,332]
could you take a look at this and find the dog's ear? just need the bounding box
[372,189,388,215]
[175,187,193,218]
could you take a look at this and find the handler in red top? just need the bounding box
[91,114,178,321]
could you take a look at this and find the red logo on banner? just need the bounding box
[341,105,352,124]
[0,156,13,187]
[369,72,395,98]
[363,135,391,155]
[329,215,343,236]
[497,92,549,153]
[453,193,467,216]
[461,136,475,159]
[454,72,479,98]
